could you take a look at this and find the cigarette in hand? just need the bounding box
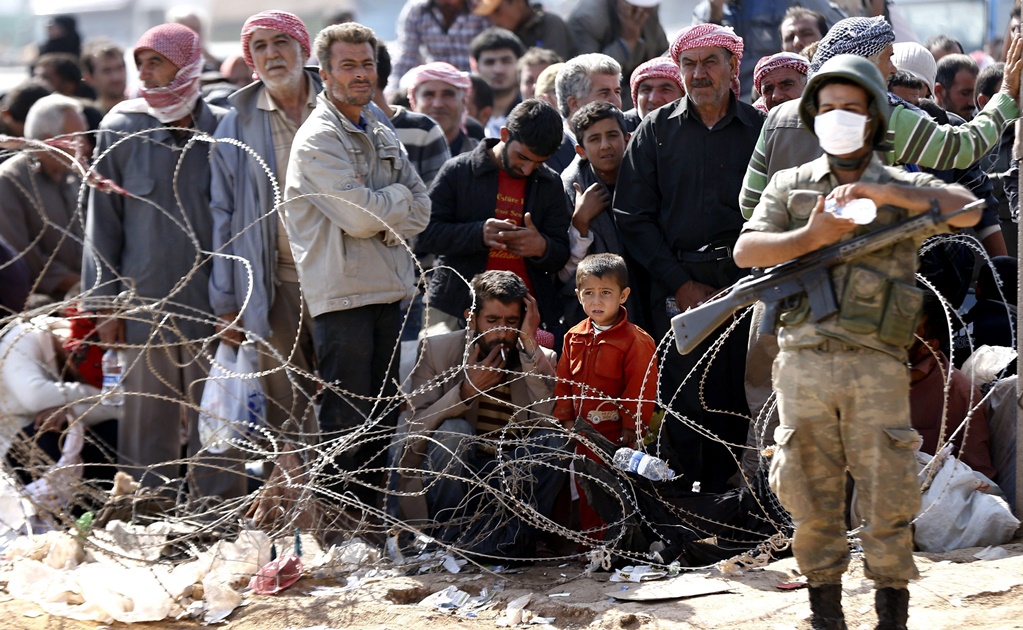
[500,348,507,361]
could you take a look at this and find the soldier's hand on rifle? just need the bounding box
[675,279,717,311]
[806,194,857,249]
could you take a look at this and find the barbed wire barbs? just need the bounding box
[0,122,1006,605]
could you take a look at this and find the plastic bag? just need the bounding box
[914,449,1020,552]
[198,343,266,454]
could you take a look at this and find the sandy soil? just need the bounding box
[2,541,1023,629]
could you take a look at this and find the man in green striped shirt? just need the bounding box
[739,18,1023,221]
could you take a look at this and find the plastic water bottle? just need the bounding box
[824,197,876,224]
[101,349,124,407]
[612,447,675,481]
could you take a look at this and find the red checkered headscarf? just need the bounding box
[134,23,201,72]
[629,57,684,110]
[405,62,472,107]
[133,23,203,121]
[240,11,311,70]
[669,24,744,99]
[753,52,809,96]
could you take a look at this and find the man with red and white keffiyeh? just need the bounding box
[82,23,247,502]
[209,10,322,451]
[751,51,808,113]
[613,24,765,495]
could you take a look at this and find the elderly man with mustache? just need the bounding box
[613,24,765,494]
[209,11,321,446]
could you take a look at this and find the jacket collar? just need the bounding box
[469,137,559,182]
[228,67,322,115]
[575,306,630,335]
[668,92,756,129]
[809,153,887,183]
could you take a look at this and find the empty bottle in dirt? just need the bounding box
[101,348,124,406]
[612,447,675,481]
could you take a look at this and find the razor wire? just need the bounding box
[0,124,1012,609]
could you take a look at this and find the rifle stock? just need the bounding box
[669,198,984,356]
[672,290,757,355]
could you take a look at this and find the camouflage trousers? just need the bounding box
[769,346,921,588]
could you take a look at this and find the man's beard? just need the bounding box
[474,333,520,369]
[499,143,525,179]
[333,81,374,108]
[262,61,305,92]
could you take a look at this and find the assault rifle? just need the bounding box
[671,198,984,355]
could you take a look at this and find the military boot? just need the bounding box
[875,587,909,630]
[809,584,847,630]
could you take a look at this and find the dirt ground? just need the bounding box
[2,540,1023,629]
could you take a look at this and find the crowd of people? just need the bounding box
[0,2,1020,628]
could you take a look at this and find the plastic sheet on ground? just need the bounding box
[609,563,682,583]
[3,527,272,624]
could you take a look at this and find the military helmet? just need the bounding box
[798,54,891,151]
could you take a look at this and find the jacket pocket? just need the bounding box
[883,427,922,451]
[773,426,796,447]
[879,281,924,347]
[787,189,821,223]
[124,175,154,196]
[593,343,626,380]
[838,265,886,335]
[376,142,407,174]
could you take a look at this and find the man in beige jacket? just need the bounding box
[283,22,430,512]
[397,271,565,557]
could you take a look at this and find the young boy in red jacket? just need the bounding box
[554,253,658,540]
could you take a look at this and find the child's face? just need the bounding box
[577,117,628,175]
[576,275,630,328]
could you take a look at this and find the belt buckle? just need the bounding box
[712,244,732,260]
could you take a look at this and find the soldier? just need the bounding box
[733,56,980,629]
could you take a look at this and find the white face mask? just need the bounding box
[814,109,869,156]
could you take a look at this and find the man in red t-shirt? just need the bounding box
[417,98,570,342]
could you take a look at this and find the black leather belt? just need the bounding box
[677,241,733,263]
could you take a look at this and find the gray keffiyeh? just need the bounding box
[808,16,895,77]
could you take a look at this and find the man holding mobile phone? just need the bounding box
[416,99,569,344]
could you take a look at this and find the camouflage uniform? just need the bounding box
[743,154,965,588]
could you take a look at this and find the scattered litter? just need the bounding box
[418,585,472,610]
[249,553,303,595]
[949,596,963,608]
[775,581,807,591]
[530,616,556,625]
[609,563,681,583]
[558,563,568,568]
[974,546,1009,561]
[548,592,570,597]
[496,593,532,627]
[442,555,466,573]
[23,610,42,618]
[202,578,243,623]
[608,574,732,602]
[308,586,346,597]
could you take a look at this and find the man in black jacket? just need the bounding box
[417,98,570,342]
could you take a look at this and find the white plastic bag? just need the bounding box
[914,449,1020,552]
[198,343,266,454]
